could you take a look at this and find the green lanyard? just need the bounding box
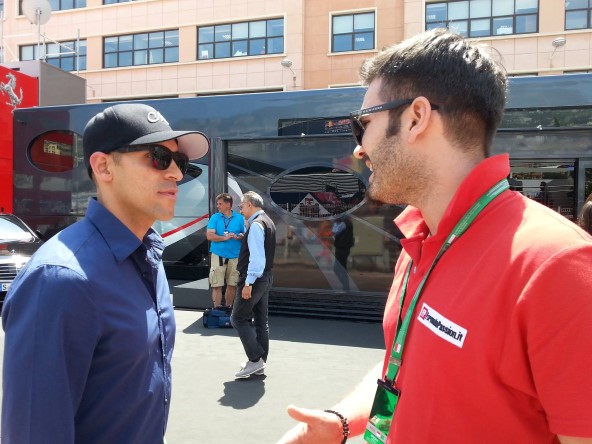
[385,179,509,382]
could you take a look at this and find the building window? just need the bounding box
[331,11,375,53]
[426,0,538,37]
[104,30,179,68]
[103,0,136,4]
[19,0,86,13]
[20,40,87,71]
[49,0,86,9]
[197,18,284,60]
[566,0,591,30]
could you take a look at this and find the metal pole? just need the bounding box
[36,7,41,59]
[76,29,80,73]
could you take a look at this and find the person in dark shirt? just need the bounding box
[332,215,355,290]
[2,103,209,443]
[231,191,276,378]
[579,194,592,234]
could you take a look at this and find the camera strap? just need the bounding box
[364,178,509,444]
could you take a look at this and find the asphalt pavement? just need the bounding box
[0,308,385,444]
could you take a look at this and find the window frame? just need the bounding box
[565,0,592,30]
[425,0,539,38]
[103,29,179,69]
[197,17,285,61]
[19,0,86,13]
[19,39,87,71]
[330,10,376,54]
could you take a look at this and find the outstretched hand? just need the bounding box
[276,405,344,444]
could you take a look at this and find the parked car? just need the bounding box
[0,213,44,305]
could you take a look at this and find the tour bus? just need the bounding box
[10,74,592,320]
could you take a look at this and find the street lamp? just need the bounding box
[550,37,566,60]
[281,58,296,88]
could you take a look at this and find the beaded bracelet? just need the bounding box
[324,409,349,444]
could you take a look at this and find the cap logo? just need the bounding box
[147,110,169,125]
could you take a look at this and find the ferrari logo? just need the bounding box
[0,72,24,109]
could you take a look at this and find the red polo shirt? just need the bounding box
[383,154,592,442]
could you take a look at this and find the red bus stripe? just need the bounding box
[162,214,209,238]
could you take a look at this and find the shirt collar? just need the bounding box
[86,198,164,264]
[248,209,264,224]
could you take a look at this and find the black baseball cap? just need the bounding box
[83,103,209,175]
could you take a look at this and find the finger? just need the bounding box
[287,405,322,425]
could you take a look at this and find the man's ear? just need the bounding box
[406,97,436,144]
[89,152,113,182]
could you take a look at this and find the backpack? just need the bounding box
[203,306,232,328]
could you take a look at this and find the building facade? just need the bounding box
[0,0,590,103]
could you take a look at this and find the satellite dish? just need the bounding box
[22,0,52,25]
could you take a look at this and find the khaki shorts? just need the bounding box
[209,253,239,287]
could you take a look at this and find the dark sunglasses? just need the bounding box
[349,98,440,146]
[114,144,189,175]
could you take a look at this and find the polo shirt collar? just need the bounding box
[395,154,510,262]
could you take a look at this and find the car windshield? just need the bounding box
[0,216,35,242]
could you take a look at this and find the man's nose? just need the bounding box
[353,145,365,159]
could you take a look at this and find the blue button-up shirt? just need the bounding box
[245,210,267,285]
[2,198,176,444]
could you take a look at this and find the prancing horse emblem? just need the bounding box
[0,73,24,109]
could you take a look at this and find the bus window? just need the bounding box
[509,160,575,220]
[28,130,80,173]
[227,136,401,296]
[269,165,366,220]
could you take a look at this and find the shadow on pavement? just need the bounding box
[180,310,384,350]
[217,376,267,409]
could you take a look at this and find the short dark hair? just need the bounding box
[360,28,507,156]
[216,193,233,205]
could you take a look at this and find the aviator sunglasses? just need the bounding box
[349,98,439,146]
[114,144,189,175]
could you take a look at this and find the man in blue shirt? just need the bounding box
[231,191,276,378]
[206,193,245,308]
[1,103,209,443]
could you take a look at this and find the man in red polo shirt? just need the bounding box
[278,29,592,444]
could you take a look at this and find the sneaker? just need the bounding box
[239,361,265,376]
[235,358,266,378]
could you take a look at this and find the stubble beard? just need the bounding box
[366,134,428,207]
[153,203,176,221]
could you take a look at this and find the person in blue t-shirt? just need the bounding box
[206,193,245,308]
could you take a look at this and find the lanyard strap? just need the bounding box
[385,179,509,382]
[222,214,233,230]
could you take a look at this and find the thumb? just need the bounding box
[287,405,321,425]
